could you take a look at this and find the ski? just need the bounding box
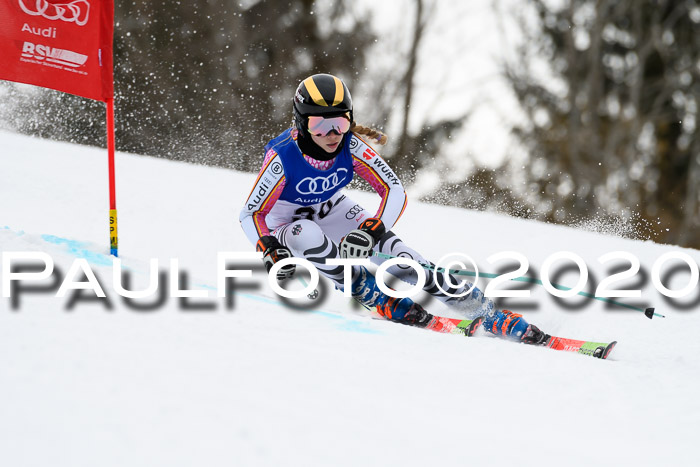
[370,311,483,337]
[424,316,484,337]
[544,336,617,359]
[370,307,615,357]
[357,298,613,357]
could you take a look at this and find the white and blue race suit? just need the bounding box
[239,128,495,319]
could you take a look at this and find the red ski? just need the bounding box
[423,316,484,337]
[545,336,617,359]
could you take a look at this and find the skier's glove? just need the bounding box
[256,235,295,280]
[339,218,386,259]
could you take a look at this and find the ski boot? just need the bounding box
[483,310,550,345]
[401,302,434,327]
[350,267,482,335]
[520,324,550,345]
[351,266,433,326]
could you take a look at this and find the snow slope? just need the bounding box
[1,130,699,467]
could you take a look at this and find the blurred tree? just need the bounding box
[1,0,375,171]
[501,0,700,248]
[357,0,472,185]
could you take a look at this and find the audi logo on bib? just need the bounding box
[296,168,349,195]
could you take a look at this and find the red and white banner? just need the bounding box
[0,0,114,101]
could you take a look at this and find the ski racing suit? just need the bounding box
[238,128,503,322]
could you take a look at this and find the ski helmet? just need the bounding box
[293,74,353,134]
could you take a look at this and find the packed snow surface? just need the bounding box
[1,130,699,467]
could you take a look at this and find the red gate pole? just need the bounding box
[106,97,118,257]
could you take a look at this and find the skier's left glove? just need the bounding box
[339,218,386,259]
[256,235,296,280]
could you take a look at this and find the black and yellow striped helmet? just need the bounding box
[293,74,353,133]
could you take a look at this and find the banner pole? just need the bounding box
[106,97,118,257]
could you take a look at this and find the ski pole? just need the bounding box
[372,251,663,319]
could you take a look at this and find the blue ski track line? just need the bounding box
[41,234,114,267]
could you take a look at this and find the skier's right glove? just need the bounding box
[256,235,296,280]
[339,218,386,259]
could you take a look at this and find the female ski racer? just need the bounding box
[240,73,547,344]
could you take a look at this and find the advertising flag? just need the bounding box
[0,0,114,101]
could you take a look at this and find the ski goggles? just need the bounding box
[307,114,352,137]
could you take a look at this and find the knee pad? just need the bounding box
[281,219,327,256]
